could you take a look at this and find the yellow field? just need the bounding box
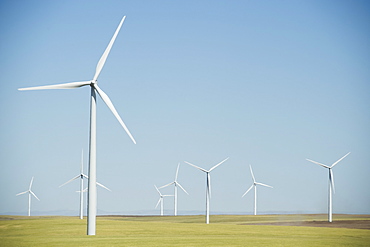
[0,214,369,246]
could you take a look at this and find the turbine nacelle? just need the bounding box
[59,172,111,191]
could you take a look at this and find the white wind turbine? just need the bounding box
[159,163,188,216]
[59,150,111,219]
[16,177,40,216]
[154,185,173,216]
[18,16,136,235]
[306,152,350,222]
[184,157,229,224]
[242,165,273,215]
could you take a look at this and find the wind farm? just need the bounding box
[2,1,370,246]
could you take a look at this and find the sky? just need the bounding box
[0,0,369,216]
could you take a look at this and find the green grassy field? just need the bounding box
[1,214,369,246]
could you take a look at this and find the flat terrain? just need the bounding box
[0,214,369,246]
[241,214,370,230]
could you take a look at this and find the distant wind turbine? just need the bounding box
[16,177,40,216]
[159,163,188,216]
[18,16,136,235]
[185,157,229,224]
[242,165,273,215]
[154,185,173,216]
[306,152,350,222]
[59,150,111,219]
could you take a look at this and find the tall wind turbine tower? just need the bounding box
[185,157,229,224]
[306,152,350,222]
[159,163,188,216]
[18,16,136,235]
[16,177,40,216]
[242,165,273,215]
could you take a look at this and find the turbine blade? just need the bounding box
[163,195,174,197]
[82,173,89,179]
[158,181,174,189]
[184,161,207,173]
[242,185,254,197]
[155,198,161,209]
[330,169,335,194]
[18,81,91,91]
[93,16,126,81]
[96,182,111,191]
[176,182,189,195]
[16,191,28,196]
[306,159,330,168]
[29,177,34,190]
[249,165,256,183]
[209,157,229,172]
[154,185,162,195]
[256,182,273,188]
[331,152,351,168]
[59,174,81,188]
[94,85,136,144]
[30,190,40,201]
[175,163,180,181]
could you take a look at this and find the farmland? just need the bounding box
[0,214,369,246]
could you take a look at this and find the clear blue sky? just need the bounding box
[0,0,369,216]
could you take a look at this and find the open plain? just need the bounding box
[0,214,369,246]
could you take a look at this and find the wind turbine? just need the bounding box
[59,150,111,219]
[154,185,173,216]
[18,16,136,235]
[184,157,229,224]
[16,177,40,216]
[242,165,273,215]
[306,152,350,222]
[159,163,188,216]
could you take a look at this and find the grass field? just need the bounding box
[1,214,369,246]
